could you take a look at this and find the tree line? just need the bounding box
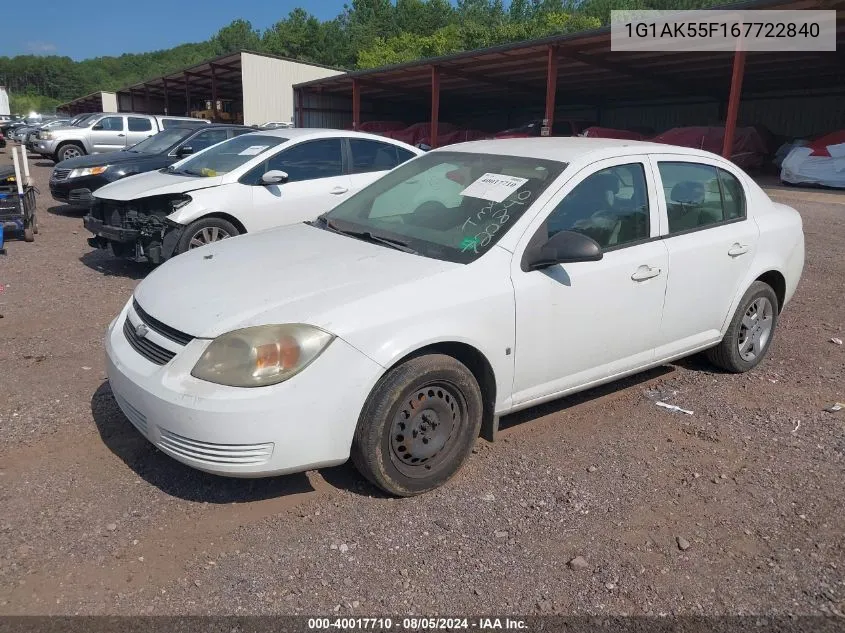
[0,0,724,113]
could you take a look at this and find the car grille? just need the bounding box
[158,428,274,466]
[133,299,194,345]
[123,318,176,365]
[52,168,71,181]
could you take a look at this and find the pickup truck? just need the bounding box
[33,113,209,163]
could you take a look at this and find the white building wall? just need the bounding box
[100,92,118,113]
[241,52,343,126]
[0,87,10,116]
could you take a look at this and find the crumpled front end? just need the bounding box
[84,195,189,264]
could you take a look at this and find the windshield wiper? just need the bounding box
[313,215,418,255]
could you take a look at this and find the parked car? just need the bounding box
[104,137,804,496]
[260,121,293,129]
[84,129,423,263]
[33,113,210,162]
[21,118,71,148]
[50,124,254,207]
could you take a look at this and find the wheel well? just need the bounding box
[395,342,497,436]
[756,270,786,313]
[201,212,247,235]
[56,140,85,154]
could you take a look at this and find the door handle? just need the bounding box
[330,186,349,195]
[117,133,125,137]
[728,243,750,257]
[631,265,661,282]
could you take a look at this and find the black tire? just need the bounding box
[55,143,85,162]
[176,217,239,255]
[706,281,779,373]
[23,227,34,242]
[351,354,483,497]
[32,213,38,235]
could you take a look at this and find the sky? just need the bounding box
[0,0,351,61]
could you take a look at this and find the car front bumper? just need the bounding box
[36,140,58,156]
[51,174,110,207]
[104,300,384,477]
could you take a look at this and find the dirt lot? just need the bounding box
[0,151,843,617]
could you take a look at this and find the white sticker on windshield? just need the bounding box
[238,145,270,156]
[460,173,529,203]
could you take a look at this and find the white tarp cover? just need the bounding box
[781,135,845,189]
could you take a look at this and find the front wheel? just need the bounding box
[56,143,85,162]
[351,354,483,497]
[706,281,779,373]
[176,217,239,255]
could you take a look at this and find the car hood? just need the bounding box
[93,169,223,201]
[57,151,165,170]
[134,223,457,340]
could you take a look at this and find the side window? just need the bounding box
[264,138,343,182]
[231,128,253,137]
[395,147,416,164]
[95,116,124,132]
[545,163,650,249]
[658,162,727,233]
[718,168,746,220]
[349,139,402,174]
[128,117,153,132]
[187,129,229,153]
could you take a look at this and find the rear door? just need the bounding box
[126,116,156,147]
[346,138,417,193]
[89,115,127,152]
[242,137,352,232]
[174,127,231,156]
[649,155,759,357]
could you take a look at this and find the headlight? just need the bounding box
[191,324,334,387]
[41,132,53,140]
[68,166,108,179]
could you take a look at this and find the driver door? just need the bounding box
[244,138,353,233]
[510,156,669,405]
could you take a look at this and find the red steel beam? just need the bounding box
[722,44,747,160]
[352,78,361,130]
[544,45,559,135]
[431,66,440,148]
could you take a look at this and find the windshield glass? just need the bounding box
[131,128,192,154]
[172,134,284,177]
[324,151,567,263]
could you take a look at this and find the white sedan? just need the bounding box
[105,138,804,496]
[84,129,422,264]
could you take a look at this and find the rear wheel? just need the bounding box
[706,281,778,373]
[176,217,239,255]
[23,227,34,242]
[351,354,483,497]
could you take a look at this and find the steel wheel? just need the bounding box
[188,226,231,249]
[389,381,467,479]
[737,296,774,362]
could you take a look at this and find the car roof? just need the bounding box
[437,137,725,164]
[244,127,419,146]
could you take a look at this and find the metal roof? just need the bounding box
[117,51,345,101]
[294,0,845,105]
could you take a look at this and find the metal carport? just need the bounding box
[294,0,845,156]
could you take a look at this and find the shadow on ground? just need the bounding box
[47,204,87,217]
[35,161,55,168]
[91,381,314,503]
[80,249,151,280]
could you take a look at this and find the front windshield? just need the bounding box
[130,128,192,154]
[172,134,284,177]
[324,151,567,263]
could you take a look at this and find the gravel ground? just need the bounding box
[0,150,843,617]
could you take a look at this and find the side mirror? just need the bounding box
[92,123,104,130]
[176,145,193,157]
[522,230,603,272]
[261,170,288,185]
